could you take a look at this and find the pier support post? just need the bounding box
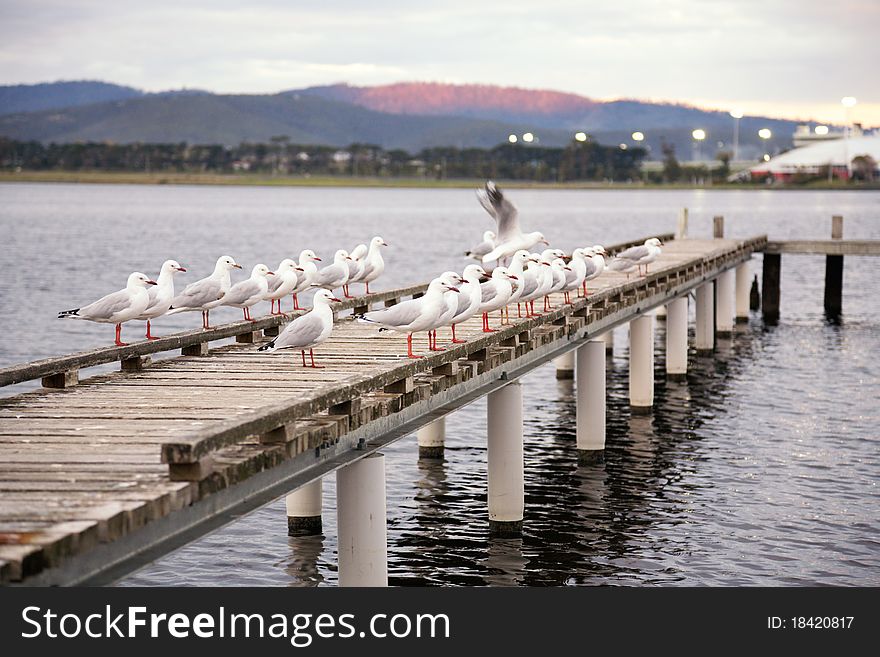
[601,329,614,354]
[823,215,844,318]
[487,382,524,537]
[716,269,735,337]
[286,479,322,536]
[666,296,688,380]
[677,207,688,239]
[762,254,781,325]
[417,417,445,459]
[629,314,654,413]
[576,341,606,464]
[713,215,724,239]
[735,263,750,323]
[553,351,575,379]
[336,453,388,587]
[695,282,715,353]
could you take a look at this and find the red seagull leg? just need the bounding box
[293,293,301,310]
[482,312,496,333]
[145,320,160,340]
[517,303,522,318]
[451,324,466,343]
[406,333,422,359]
[114,323,128,347]
[308,349,325,368]
[430,330,445,351]
[365,282,371,295]
[301,350,307,367]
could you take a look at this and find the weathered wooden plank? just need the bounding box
[764,240,880,256]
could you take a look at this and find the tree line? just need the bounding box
[0,137,648,182]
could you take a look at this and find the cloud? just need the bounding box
[0,0,875,123]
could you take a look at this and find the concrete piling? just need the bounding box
[337,453,388,587]
[715,269,735,337]
[286,478,323,535]
[576,340,606,464]
[487,382,524,537]
[629,314,654,413]
[695,283,715,353]
[735,263,750,322]
[553,351,575,379]
[762,254,781,324]
[417,417,446,459]
[666,296,688,380]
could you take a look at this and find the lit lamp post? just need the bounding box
[508,134,518,144]
[841,96,857,178]
[758,128,772,162]
[575,132,587,142]
[729,109,743,161]
[691,129,706,161]
[522,132,535,143]
[632,131,644,144]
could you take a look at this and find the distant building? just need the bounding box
[744,135,880,181]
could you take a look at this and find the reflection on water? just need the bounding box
[0,184,877,586]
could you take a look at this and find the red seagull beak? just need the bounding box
[267,271,275,276]
[146,279,158,286]
[508,274,519,280]
[296,267,305,272]
[314,257,323,262]
[381,241,389,246]
[176,267,187,272]
[564,266,572,271]
[448,286,460,293]
[330,297,342,302]
[345,256,353,260]
[233,264,243,269]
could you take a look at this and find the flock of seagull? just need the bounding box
[59,182,663,367]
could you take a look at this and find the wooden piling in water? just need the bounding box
[750,274,761,310]
[762,253,781,324]
[713,215,724,239]
[824,215,844,318]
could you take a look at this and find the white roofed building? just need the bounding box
[745,135,880,181]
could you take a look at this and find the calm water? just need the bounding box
[1,183,878,586]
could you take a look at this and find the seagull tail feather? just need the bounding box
[58,308,80,319]
[257,339,276,352]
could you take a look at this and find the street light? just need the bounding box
[729,109,743,161]
[574,132,587,142]
[692,129,706,161]
[758,128,772,140]
[632,131,645,142]
[522,132,534,143]
[508,134,518,143]
[815,125,829,135]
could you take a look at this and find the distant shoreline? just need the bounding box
[1,170,876,191]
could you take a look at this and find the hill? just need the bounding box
[0,92,570,151]
[0,81,142,115]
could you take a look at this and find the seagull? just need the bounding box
[583,245,607,295]
[168,255,243,329]
[257,289,340,368]
[511,252,542,318]
[541,249,568,311]
[355,277,459,359]
[520,254,554,317]
[290,249,321,310]
[609,238,662,277]
[222,264,274,321]
[465,230,496,260]
[562,249,588,304]
[137,259,187,339]
[360,236,389,294]
[428,271,466,351]
[343,246,366,298]
[545,259,571,312]
[59,272,157,346]
[479,266,517,332]
[312,250,351,295]
[476,182,549,264]
[505,250,533,320]
[264,259,303,315]
[450,264,487,342]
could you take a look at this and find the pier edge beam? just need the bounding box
[762,253,781,325]
[601,329,614,353]
[336,453,388,587]
[695,282,715,353]
[735,263,750,323]
[666,296,688,381]
[823,215,844,318]
[417,417,446,459]
[629,314,654,413]
[487,382,524,537]
[715,269,735,337]
[286,479,322,536]
[576,340,606,464]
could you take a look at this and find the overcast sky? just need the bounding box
[1,0,876,124]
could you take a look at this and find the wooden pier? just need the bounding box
[0,232,766,585]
